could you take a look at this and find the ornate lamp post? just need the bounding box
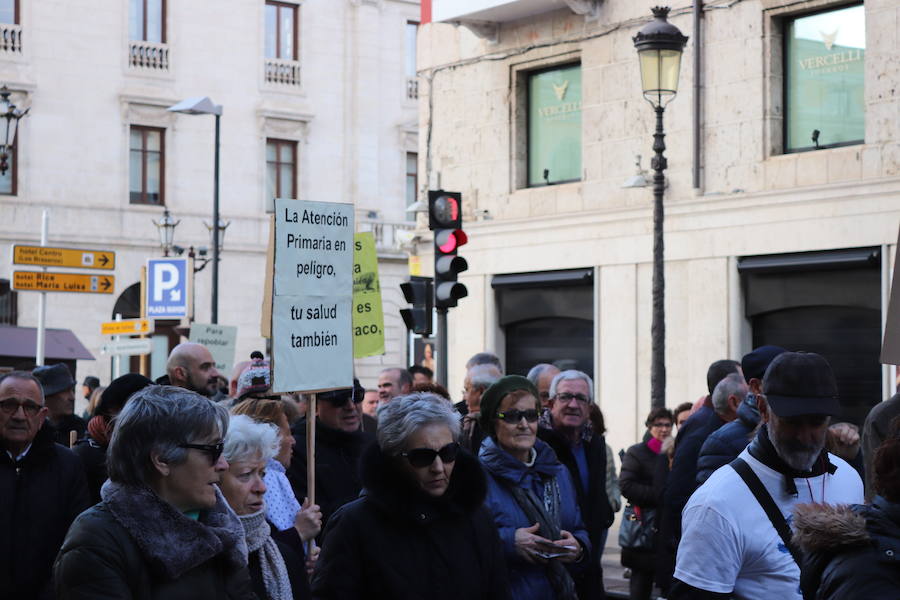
[153,208,180,256]
[633,6,688,409]
[0,86,28,176]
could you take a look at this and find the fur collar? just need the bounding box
[792,502,870,553]
[101,480,248,580]
[359,441,487,524]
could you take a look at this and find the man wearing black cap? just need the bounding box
[32,363,87,446]
[670,352,864,600]
[288,379,374,541]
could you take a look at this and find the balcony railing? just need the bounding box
[0,24,22,54]
[129,40,169,71]
[406,77,418,100]
[357,220,417,256]
[265,58,302,87]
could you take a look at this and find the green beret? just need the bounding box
[478,375,539,435]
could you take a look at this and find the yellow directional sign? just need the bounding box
[13,245,116,270]
[101,319,151,336]
[12,271,115,294]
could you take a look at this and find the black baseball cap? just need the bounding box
[318,378,365,406]
[761,351,840,417]
[742,345,787,382]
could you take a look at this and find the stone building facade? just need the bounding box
[418,0,899,454]
[0,0,420,394]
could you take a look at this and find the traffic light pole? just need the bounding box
[436,307,448,388]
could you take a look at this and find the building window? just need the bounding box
[267,138,297,201]
[0,0,17,24]
[405,152,417,221]
[0,279,17,325]
[405,21,418,99]
[527,63,582,187]
[784,3,864,153]
[0,143,16,195]
[265,1,298,60]
[129,126,164,205]
[129,0,165,43]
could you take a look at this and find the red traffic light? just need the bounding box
[435,229,468,253]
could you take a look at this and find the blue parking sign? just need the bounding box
[147,258,189,318]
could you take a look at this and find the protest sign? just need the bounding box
[272,199,354,392]
[189,323,238,377]
[352,232,385,358]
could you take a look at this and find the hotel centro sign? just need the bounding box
[528,63,582,186]
[786,4,864,151]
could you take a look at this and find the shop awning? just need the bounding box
[0,326,95,360]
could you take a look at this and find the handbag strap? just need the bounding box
[729,458,803,567]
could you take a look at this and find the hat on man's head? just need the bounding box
[82,376,100,390]
[762,351,841,417]
[318,378,365,406]
[33,363,76,397]
[742,345,787,382]
[236,354,271,400]
[95,373,153,417]
[478,375,539,435]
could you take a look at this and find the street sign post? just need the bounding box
[13,244,115,270]
[101,338,153,356]
[101,319,152,336]
[12,271,114,294]
[146,258,190,318]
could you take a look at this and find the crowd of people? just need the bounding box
[2,340,899,599]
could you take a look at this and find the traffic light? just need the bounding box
[428,190,468,308]
[399,276,433,335]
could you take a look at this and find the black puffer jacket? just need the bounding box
[54,481,255,599]
[310,443,510,600]
[0,425,90,600]
[288,418,374,539]
[794,497,900,600]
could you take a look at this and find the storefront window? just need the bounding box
[528,63,581,186]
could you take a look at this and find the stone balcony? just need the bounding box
[357,219,417,258]
[0,23,22,54]
[265,58,302,87]
[129,40,169,71]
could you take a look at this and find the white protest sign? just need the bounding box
[272,198,354,392]
[189,323,238,377]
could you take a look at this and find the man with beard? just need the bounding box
[669,352,863,600]
[164,342,220,397]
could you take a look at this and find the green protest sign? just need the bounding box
[353,232,385,358]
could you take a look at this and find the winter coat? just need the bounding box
[311,442,510,600]
[479,436,590,600]
[794,496,900,600]
[288,418,374,540]
[71,436,108,504]
[0,425,91,600]
[619,440,663,572]
[696,396,759,484]
[53,481,255,600]
[538,425,612,599]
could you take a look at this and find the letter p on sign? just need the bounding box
[153,263,179,301]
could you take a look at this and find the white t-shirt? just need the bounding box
[673,448,863,599]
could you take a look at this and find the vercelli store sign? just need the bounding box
[528,63,582,186]
[785,4,865,152]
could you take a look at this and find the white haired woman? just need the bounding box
[311,393,510,599]
[220,414,309,599]
[54,385,255,599]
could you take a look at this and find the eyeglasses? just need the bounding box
[496,409,540,424]
[556,393,589,404]
[401,442,460,468]
[650,421,672,429]
[0,399,43,416]
[179,441,225,463]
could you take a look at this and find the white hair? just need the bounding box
[711,373,748,416]
[376,393,461,457]
[549,370,594,402]
[223,414,280,464]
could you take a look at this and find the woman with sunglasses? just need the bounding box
[478,375,590,600]
[618,406,674,600]
[311,393,509,600]
[55,385,256,599]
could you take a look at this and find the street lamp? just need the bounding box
[0,86,29,176]
[152,208,180,256]
[204,218,230,253]
[633,6,687,409]
[168,96,223,324]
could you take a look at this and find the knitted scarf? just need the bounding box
[239,507,293,600]
[263,458,301,531]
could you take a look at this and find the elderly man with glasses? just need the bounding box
[0,371,90,600]
[537,370,614,600]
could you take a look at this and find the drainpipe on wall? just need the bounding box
[693,0,703,191]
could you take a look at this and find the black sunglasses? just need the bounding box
[401,442,460,468]
[496,409,540,424]
[179,441,225,463]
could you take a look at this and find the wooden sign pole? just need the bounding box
[306,392,317,556]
